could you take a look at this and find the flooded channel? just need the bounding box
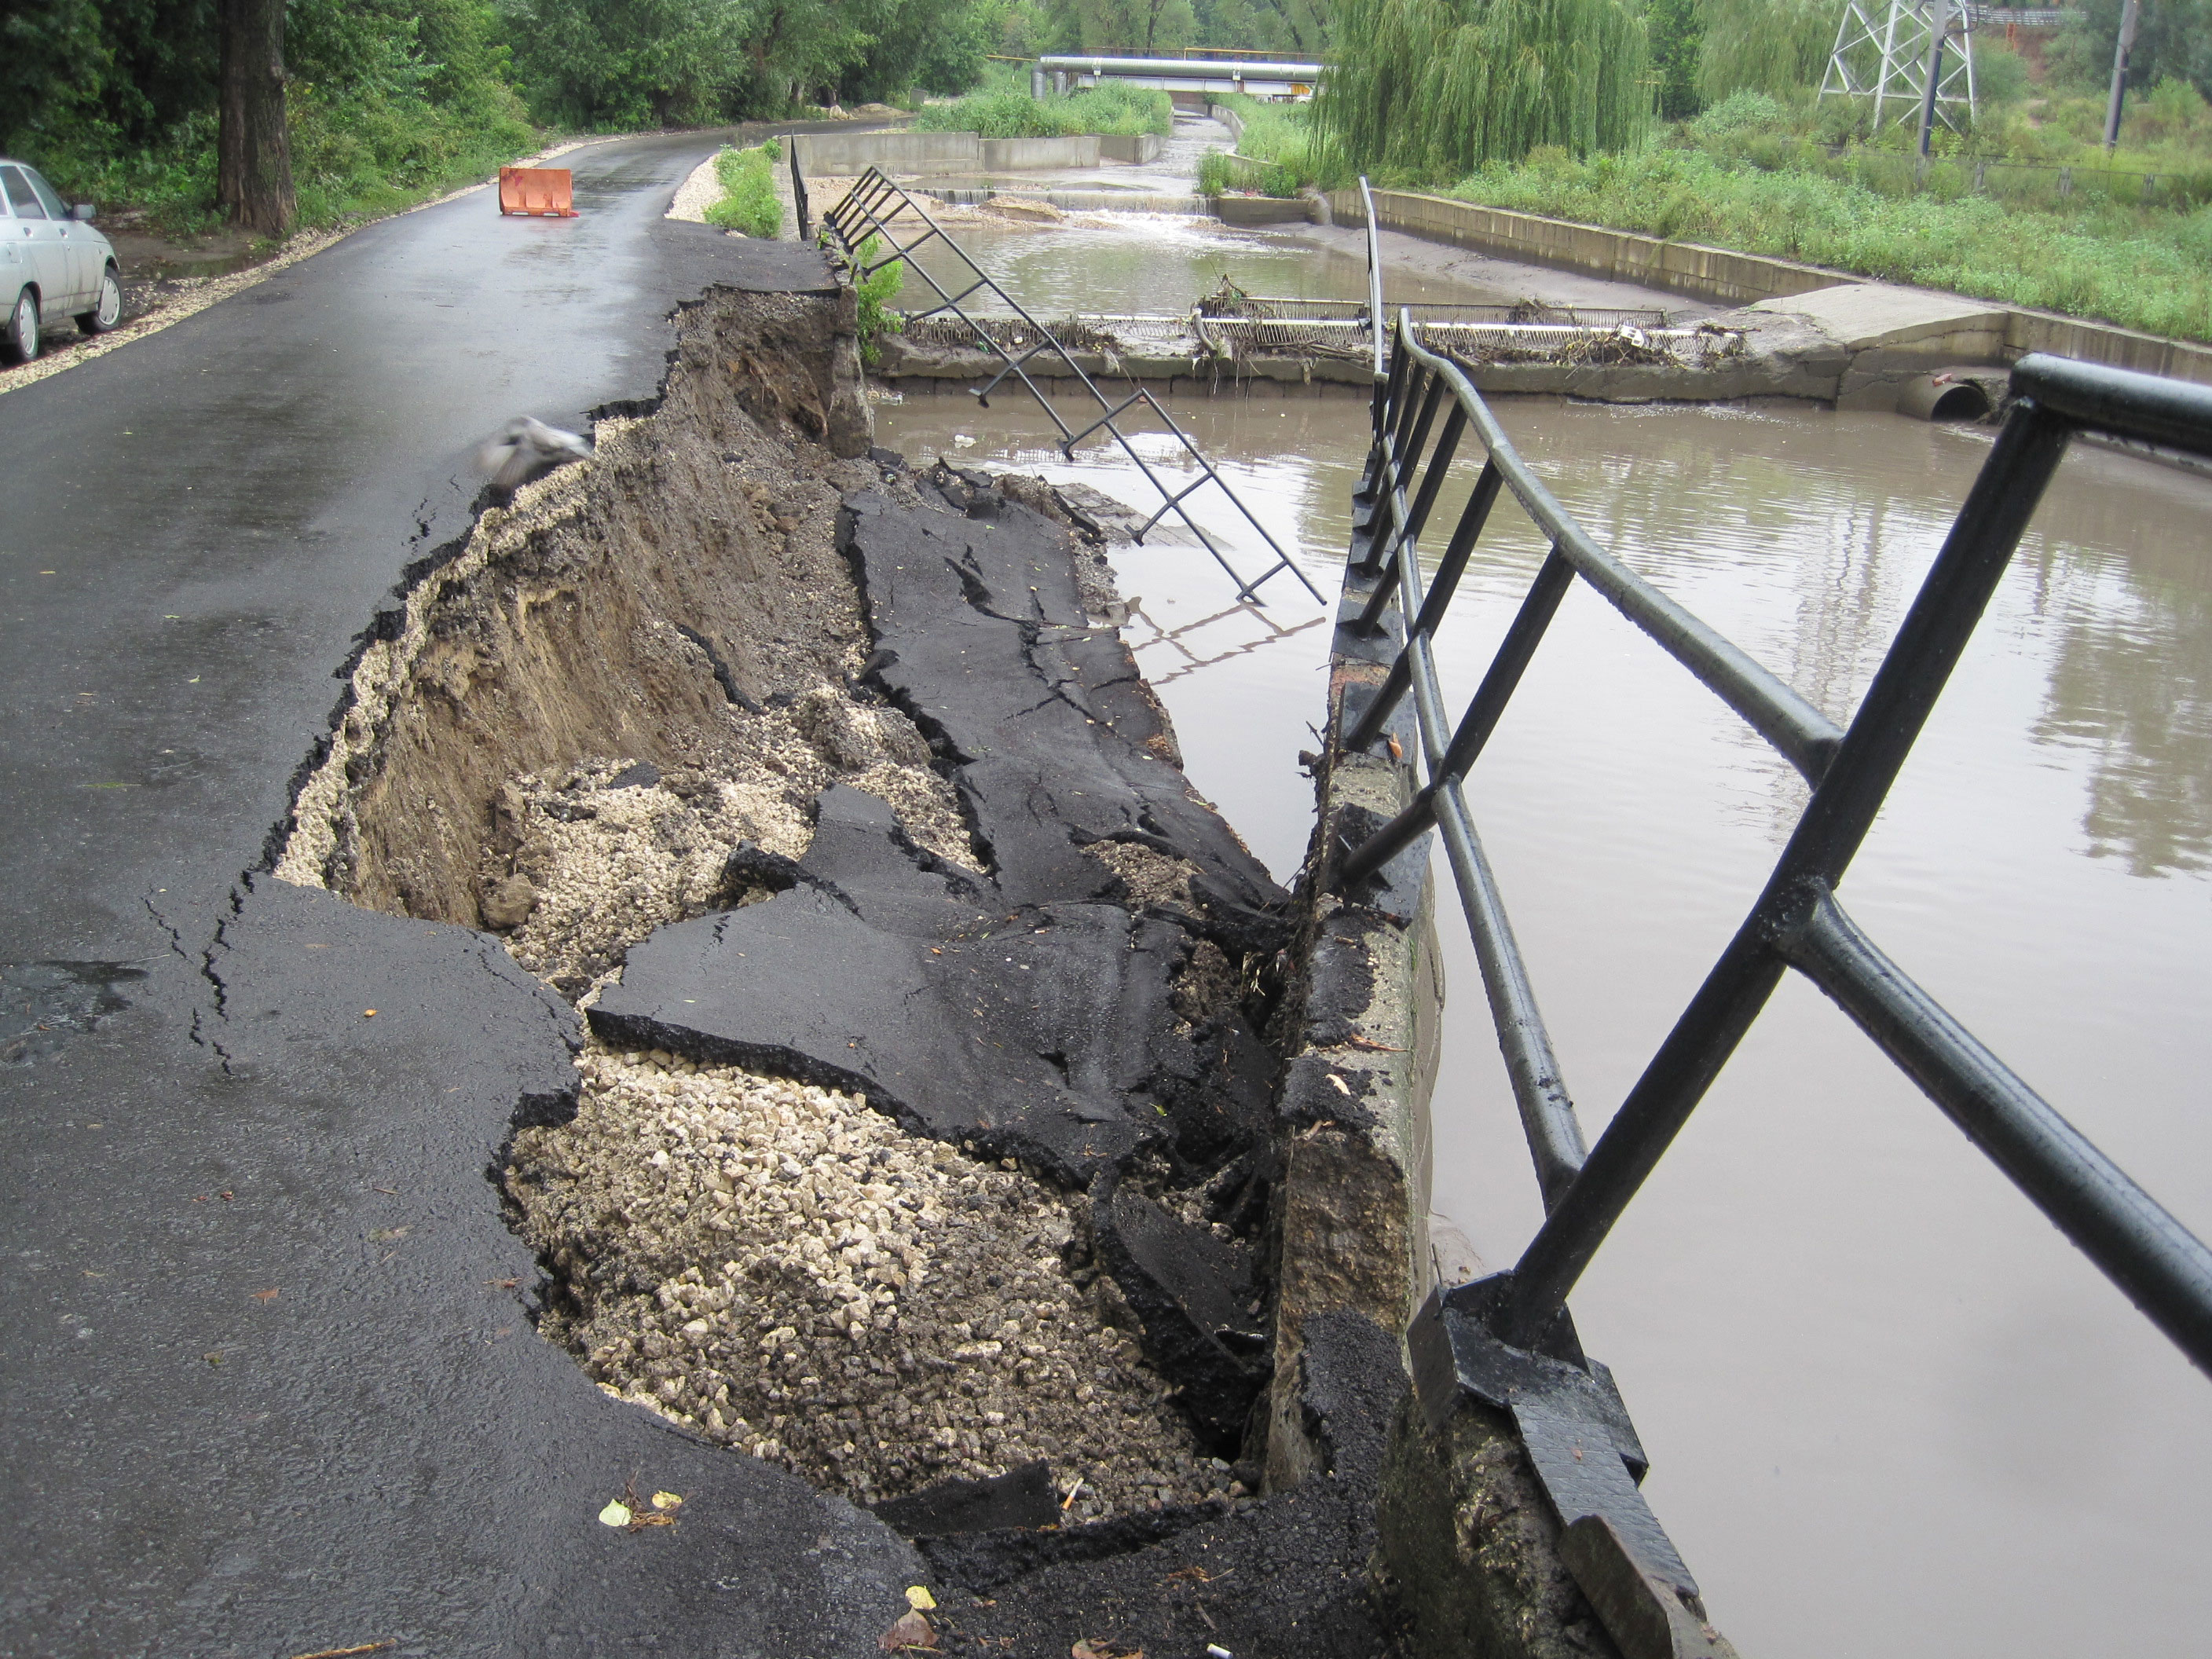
[869,206,2212,1658]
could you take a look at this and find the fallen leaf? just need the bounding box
[362,1009,377,1018]
[251,1288,279,1302]
[905,1585,937,1611]
[879,1609,935,1650]
[598,1500,633,1528]
[1386,733,1404,761]
[651,1490,684,1511]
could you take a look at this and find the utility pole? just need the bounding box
[2104,0,2143,151]
[1916,0,1949,159]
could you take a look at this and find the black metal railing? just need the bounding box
[1333,179,2212,1643]
[1337,185,2212,1372]
[820,168,1323,604]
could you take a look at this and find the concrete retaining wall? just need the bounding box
[791,130,980,177]
[2006,309,2212,383]
[979,134,1101,170]
[1214,192,1315,226]
[1098,132,1166,163]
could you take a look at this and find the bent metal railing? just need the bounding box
[820,168,1324,604]
[1337,177,2212,1633]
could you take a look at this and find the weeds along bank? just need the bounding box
[272,282,1280,1525]
[1199,1,2212,345]
[914,81,1174,139]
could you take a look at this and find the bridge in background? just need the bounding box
[1033,53,1320,102]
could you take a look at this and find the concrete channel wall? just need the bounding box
[1334,184,2212,386]
[790,129,985,176]
[1098,132,1166,163]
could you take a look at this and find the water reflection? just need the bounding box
[2024,458,2212,877]
[895,214,1508,318]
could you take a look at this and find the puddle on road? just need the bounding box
[873,386,2212,1659]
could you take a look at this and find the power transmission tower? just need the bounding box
[1818,0,1978,134]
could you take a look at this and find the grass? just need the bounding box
[705,141,782,239]
[1205,94,1349,192]
[1196,151,1304,199]
[1434,104,2212,342]
[912,82,1172,140]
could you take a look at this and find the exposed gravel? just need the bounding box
[509,1041,1229,1520]
[484,697,972,998]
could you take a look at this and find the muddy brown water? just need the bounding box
[892,210,1525,317]
[874,383,2212,1657]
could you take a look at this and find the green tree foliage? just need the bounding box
[1,0,533,229]
[1040,0,1198,54]
[504,0,997,128]
[1192,0,1323,53]
[1646,0,1704,119]
[1693,0,1833,105]
[2049,0,2212,103]
[1318,0,1651,174]
[2,0,220,170]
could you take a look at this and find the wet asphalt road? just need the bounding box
[0,133,926,1655]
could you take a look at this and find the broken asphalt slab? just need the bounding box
[594,481,1290,1190]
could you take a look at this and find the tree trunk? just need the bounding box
[218,0,295,237]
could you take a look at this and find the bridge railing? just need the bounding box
[1335,170,2212,1624]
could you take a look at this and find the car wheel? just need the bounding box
[76,266,122,335]
[5,287,38,364]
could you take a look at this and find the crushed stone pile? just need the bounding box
[510,1042,1230,1520]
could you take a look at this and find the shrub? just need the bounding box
[850,234,904,367]
[705,142,781,238]
[1688,90,1790,139]
[911,82,1172,138]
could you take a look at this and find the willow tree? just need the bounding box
[1317,0,1651,177]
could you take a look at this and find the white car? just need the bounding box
[2,158,123,364]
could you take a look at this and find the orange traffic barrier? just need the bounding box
[498,167,578,218]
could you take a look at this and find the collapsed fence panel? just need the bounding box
[819,168,1324,605]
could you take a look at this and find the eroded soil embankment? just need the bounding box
[272,285,1283,1525]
